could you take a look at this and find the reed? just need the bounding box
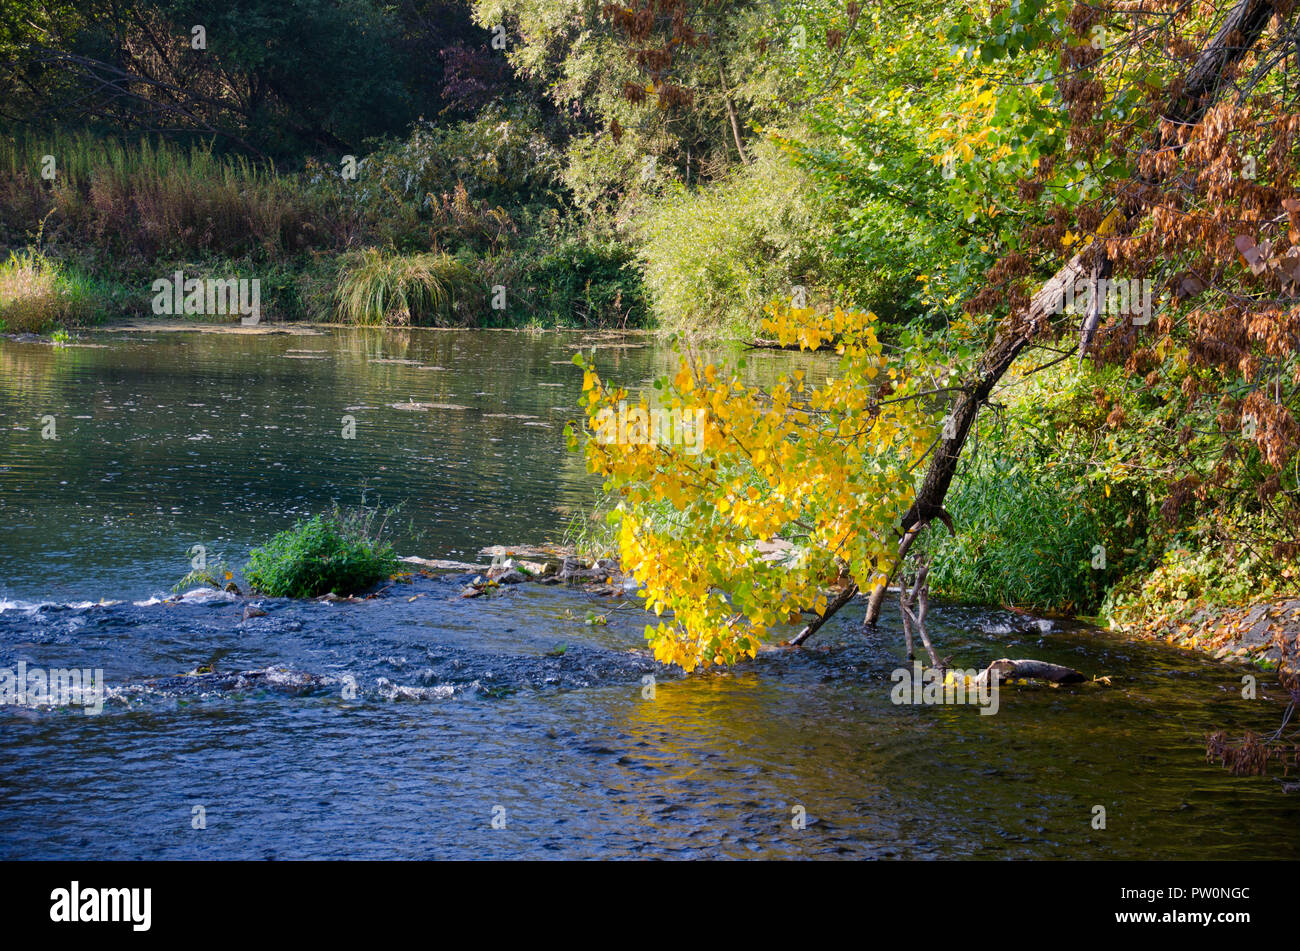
[0,132,325,258]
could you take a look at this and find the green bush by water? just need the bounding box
[926,454,1139,613]
[0,248,122,332]
[244,507,400,598]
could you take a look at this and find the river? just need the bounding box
[1,326,1296,859]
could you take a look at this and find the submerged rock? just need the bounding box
[558,557,606,583]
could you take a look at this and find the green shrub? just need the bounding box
[925,363,1147,613]
[244,507,400,598]
[0,248,117,332]
[333,248,476,326]
[636,142,824,337]
[524,237,647,327]
[926,452,1140,613]
[0,125,645,330]
[356,105,562,213]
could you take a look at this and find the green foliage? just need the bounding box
[928,452,1141,614]
[244,506,400,598]
[788,7,1009,334]
[521,237,645,327]
[358,105,563,214]
[1103,547,1292,629]
[562,488,622,561]
[333,249,476,326]
[0,123,650,328]
[472,0,788,219]
[927,347,1300,618]
[0,248,119,331]
[636,140,830,336]
[926,362,1149,613]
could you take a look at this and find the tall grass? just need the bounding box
[0,249,115,332]
[333,248,475,326]
[0,130,650,328]
[562,489,621,560]
[926,452,1139,614]
[0,132,336,258]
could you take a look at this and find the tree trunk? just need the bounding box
[718,65,750,165]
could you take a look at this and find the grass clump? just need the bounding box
[333,248,476,326]
[0,249,114,332]
[244,505,401,598]
[172,561,233,593]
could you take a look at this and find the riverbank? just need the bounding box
[1110,599,1300,673]
[462,542,1300,677]
[0,133,649,335]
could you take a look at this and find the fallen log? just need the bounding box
[744,337,838,352]
[974,658,1086,686]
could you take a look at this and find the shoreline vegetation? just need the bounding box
[0,131,649,335]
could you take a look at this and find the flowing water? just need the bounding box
[1,326,1297,859]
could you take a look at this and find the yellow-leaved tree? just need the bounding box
[569,303,945,671]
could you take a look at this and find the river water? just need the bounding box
[1,327,1297,859]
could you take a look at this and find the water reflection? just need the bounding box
[0,327,814,601]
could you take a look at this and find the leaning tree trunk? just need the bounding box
[800,0,1283,640]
